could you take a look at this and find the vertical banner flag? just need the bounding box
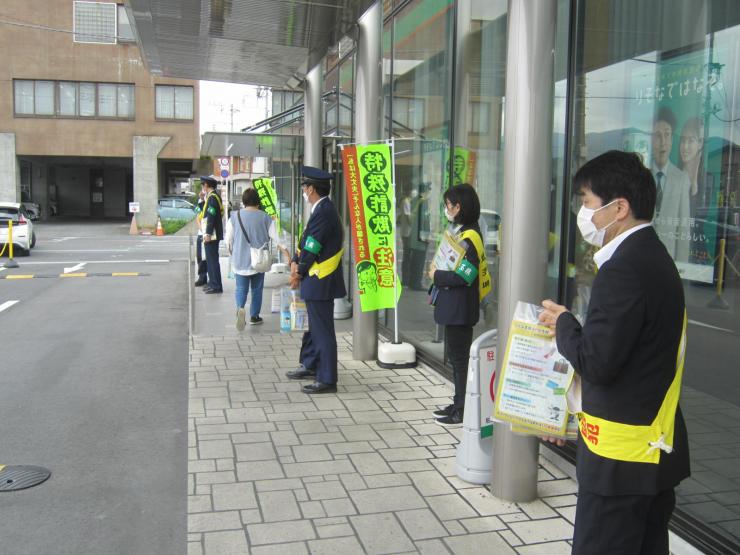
[253,177,280,230]
[342,142,402,312]
[445,146,478,187]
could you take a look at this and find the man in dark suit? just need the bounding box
[539,151,690,554]
[201,176,224,294]
[286,166,346,394]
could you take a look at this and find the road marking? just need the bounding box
[5,274,34,279]
[35,249,130,253]
[63,262,87,274]
[688,319,734,333]
[0,300,19,313]
[0,267,5,273]
[0,273,147,280]
[50,237,79,243]
[60,273,87,278]
[15,259,177,266]
[111,272,139,277]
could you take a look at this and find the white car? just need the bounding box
[0,202,36,256]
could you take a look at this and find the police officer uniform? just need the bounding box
[201,176,224,294]
[286,167,346,394]
[194,191,208,286]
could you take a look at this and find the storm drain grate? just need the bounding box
[0,465,51,491]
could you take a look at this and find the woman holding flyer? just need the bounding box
[428,183,488,427]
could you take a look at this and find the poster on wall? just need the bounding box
[252,177,280,231]
[627,46,727,282]
[341,142,402,312]
[444,146,478,188]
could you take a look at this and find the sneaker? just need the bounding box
[250,316,264,325]
[433,404,454,418]
[236,308,246,331]
[436,410,463,427]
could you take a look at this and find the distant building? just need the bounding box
[0,0,199,226]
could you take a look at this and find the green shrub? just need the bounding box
[161,218,190,234]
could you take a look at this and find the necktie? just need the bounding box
[656,171,664,217]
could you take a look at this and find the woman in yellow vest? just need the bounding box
[429,183,490,427]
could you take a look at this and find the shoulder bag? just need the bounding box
[237,211,272,272]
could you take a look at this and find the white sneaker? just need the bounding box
[236,308,246,331]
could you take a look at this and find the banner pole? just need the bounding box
[390,138,400,344]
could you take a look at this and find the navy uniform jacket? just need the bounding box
[432,224,481,327]
[293,197,347,301]
[555,226,690,496]
[204,193,223,241]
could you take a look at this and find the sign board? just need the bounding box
[218,157,230,179]
[480,346,496,437]
[128,202,140,213]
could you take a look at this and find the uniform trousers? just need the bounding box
[299,299,337,385]
[196,235,207,281]
[445,325,474,412]
[573,487,675,555]
[204,240,222,291]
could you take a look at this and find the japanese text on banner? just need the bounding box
[253,177,280,230]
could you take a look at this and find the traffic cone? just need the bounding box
[156,217,165,236]
[129,215,138,235]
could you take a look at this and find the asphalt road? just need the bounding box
[0,221,189,555]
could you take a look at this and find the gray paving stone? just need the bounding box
[349,485,427,513]
[306,480,347,500]
[299,432,345,445]
[349,452,391,475]
[460,515,507,533]
[300,501,326,518]
[351,411,393,424]
[188,542,204,555]
[378,447,433,462]
[203,530,249,555]
[236,460,286,481]
[283,460,355,478]
[377,429,417,448]
[363,473,411,488]
[444,531,516,553]
[197,424,246,435]
[196,471,236,486]
[518,499,559,520]
[390,460,435,473]
[189,495,213,514]
[338,473,367,492]
[270,431,301,446]
[293,420,328,434]
[307,536,365,555]
[322,498,358,517]
[189,460,217,473]
[499,529,524,546]
[408,471,455,496]
[557,505,576,524]
[516,541,573,554]
[351,513,415,554]
[542,494,578,508]
[442,520,467,535]
[247,520,316,545]
[396,508,448,540]
[293,444,333,462]
[415,538,452,555]
[235,442,277,461]
[251,543,309,555]
[212,482,258,511]
[232,432,271,444]
[258,489,301,522]
[255,478,304,492]
[199,440,235,459]
[426,494,477,521]
[188,511,243,533]
[459,487,519,516]
[217,458,235,471]
[508,517,573,543]
[327,441,374,455]
[240,509,263,524]
[316,523,354,538]
[226,408,268,423]
[338,425,381,441]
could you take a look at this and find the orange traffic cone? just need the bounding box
[156,217,165,236]
[129,215,138,235]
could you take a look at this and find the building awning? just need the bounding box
[128,0,373,87]
[201,132,303,158]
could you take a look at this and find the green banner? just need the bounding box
[445,146,478,187]
[341,143,402,312]
[253,177,280,231]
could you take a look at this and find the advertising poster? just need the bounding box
[252,177,280,231]
[341,143,402,312]
[627,47,726,282]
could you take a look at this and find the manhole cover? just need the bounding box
[0,465,51,491]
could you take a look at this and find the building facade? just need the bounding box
[0,0,199,226]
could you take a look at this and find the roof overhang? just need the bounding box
[128,0,373,87]
[201,132,304,158]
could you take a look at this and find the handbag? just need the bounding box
[237,211,272,272]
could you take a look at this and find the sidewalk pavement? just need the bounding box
[188,264,579,554]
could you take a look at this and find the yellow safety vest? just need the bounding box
[308,248,344,279]
[577,311,687,464]
[459,229,492,301]
[201,192,223,219]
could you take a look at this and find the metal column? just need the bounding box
[491,0,557,502]
[303,63,322,226]
[351,1,383,361]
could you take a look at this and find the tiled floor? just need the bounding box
[187,329,579,555]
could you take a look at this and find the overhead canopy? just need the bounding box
[128,0,373,87]
[201,132,303,158]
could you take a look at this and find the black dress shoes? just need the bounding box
[286,366,317,380]
[302,382,337,394]
[204,288,223,294]
[194,277,207,286]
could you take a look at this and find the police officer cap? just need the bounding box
[301,166,333,184]
[200,176,219,187]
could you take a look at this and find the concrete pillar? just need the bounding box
[491,0,556,502]
[0,133,20,202]
[351,1,383,361]
[303,63,322,226]
[133,136,170,228]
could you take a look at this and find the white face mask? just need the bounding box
[410,189,419,198]
[576,200,618,247]
[302,191,310,204]
[444,207,456,222]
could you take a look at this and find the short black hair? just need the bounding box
[444,183,480,226]
[305,179,331,197]
[242,188,260,207]
[655,106,677,132]
[573,150,656,220]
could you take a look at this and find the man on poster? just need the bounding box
[285,167,346,394]
[539,151,690,554]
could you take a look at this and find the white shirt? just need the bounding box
[310,195,327,214]
[593,223,652,269]
[226,211,284,276]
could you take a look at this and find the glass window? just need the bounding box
[156,86,174,119]
[97,83,117,117]
[338,56,354,136]
[156,85,194,120]
[58,82,78,116]
[567,0,740,546]
[14,80,34,115]
[174,86,194,120]
[116,4,135,42]
[117,84,134,118]
[74,1,116,44]
[79,82,96,116]
[34,81,54,115]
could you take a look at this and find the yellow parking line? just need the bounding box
[59,273,87,278]
[6,274,34,279]
[112,272,140,277]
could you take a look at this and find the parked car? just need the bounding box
[20,194,40,220]
[0,202,36,255]
[158,198,199,221]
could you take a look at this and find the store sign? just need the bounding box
[341,142,402,312]
[445,146,478,187]
[253,177,280,229]
[128,202,140,213]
